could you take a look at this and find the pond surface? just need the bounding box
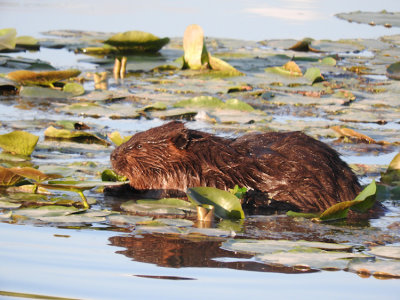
[1,2,400,300]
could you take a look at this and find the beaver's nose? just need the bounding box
[110,149,118,161]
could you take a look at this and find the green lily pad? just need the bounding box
[136,198,196,208]
[336,11,400,28]
[304,67,324,84]
[224,99,254,112]
[62,82,85,96]
[265,61,303,77]
[208,56,243,76]
[44,126,110,146]
[173,96,224,109]
[101,169,127,182]
[121,200,195,216]
[0,166,24,186]
[15,35,39,48]
[387,62,400,80]
[19,86,71,99]
[321,56,337,66]
[156,218,194,227]
[319,181,377,221]
[0,28,17,51]
[0,200,21,208]
[141,102,167,112]
[186,187,245,220]
[15,205,82,218]
[7,69,81,86]
[0,130,39,156]
[108,131,131,146]
[104,30,169,53]
[107,214,152,225]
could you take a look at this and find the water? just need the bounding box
[1,222,399,300]
[0,0,399,41]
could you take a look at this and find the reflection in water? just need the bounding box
[108,233,316,274]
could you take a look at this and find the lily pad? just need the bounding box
[173,96,224,109]
[121,200,195,216]
[222,239,353,254]
[7,69,81,86]
[224,99,255,112]
[336,11,400,28]
[386,62,400,80]
[186,187,245,220]
[20,86,71,99]
[104,30,170,53]
[0,166,24,186]
[265,61,303,77]
[0,28,17,51]
[62,82,85,96]
[369,245,400,260]
[107,214,152,225]
[9,167,62,183]
[44,126,110,146]
[288,38,321,52]
[108,131,132,146]
[348,260,400,279]
[208,56,243,76]
[256,250,369,270]
[15,35,39,49]
[15,205,81,218]
[0,130,39,156]
[304,67,324,84]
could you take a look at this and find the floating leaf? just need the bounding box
[63,82,85,96]
[348,260,400,279]
[321,56,337,66]
[156,218,194,227]
[286,211,320,219]
[331,126,378,144]
[19,86,71,99]
[319,200,357,221]
[136,198,196,209]
[387,62,400,80]
[173,96,224,109]
[7,69,81,86]
[107,214,152,225]
[101,169,127,182]
[105,31,169,53]
[265,61,303,77]
[121,200,195,216]
[222,239,353,254]
[208,56,243,76]
[9,167,62,183]
[186,187,245,219]
[0,130,39,156]
[15,35,39,50]
[388,153,400,170]
[369,245,400,260]
[288,38,321,52]
[15,205,81,218]
[0,166,24,186]
[0,28,17,50]
[224,99,254,112]
[183,24,208,69]
[304,67,324,84]
[44,126,110,146]
[141,102,167,112]
[108,131,131,146]
[380,153,400,185]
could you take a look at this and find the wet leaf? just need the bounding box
[0,130,39,156]
[42,180,128,191]
[141,102,167,112]
[63,82,85,96]
[108,131,131,146]
[9,167,62,183]
[336,11,400,28]
[121,200,195,216]
[136,198,196,208]
[331,126,378,144]
[388,153,400,170]
[208,56,243,76]
[44,126,110,146]
[286,211,320,219]
[15,35,38,47]
[224,99,254,112]
[107,214,152,225]
[0,166,24,186]
[222,239,353,254]
[186,187,245,219]
[15,205,82,218]
[101,169,127,182]
[265,61,303,77]
[369,245,400,260]
[288,38,321,52]
[256,250,368,270]
[156,218,194,227]
[319,201,357,221]
[351,180,377,212]
[0,200,21,208]
[7,69,81,86]
[183,24,208,69]
[105,31,169,53]
[0,28,17,50]
[173,96,224,109]
[304,67,324,84]
[386,62,400,80]
[321,56,337,66]
[20,86,71,99]
[348,260,400,279]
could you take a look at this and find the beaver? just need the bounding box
[110,121,361,212]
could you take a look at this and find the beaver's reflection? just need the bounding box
[109,234,315,274]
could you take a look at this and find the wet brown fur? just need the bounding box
[111,121,361,212]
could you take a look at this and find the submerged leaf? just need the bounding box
[0,130,39,156]
[186,187,245,219]
[7,69,81,86]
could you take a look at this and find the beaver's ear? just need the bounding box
[170,130,190,149]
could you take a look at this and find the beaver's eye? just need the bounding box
[136,144,142,149]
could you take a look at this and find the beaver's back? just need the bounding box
[231,131,361,211]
